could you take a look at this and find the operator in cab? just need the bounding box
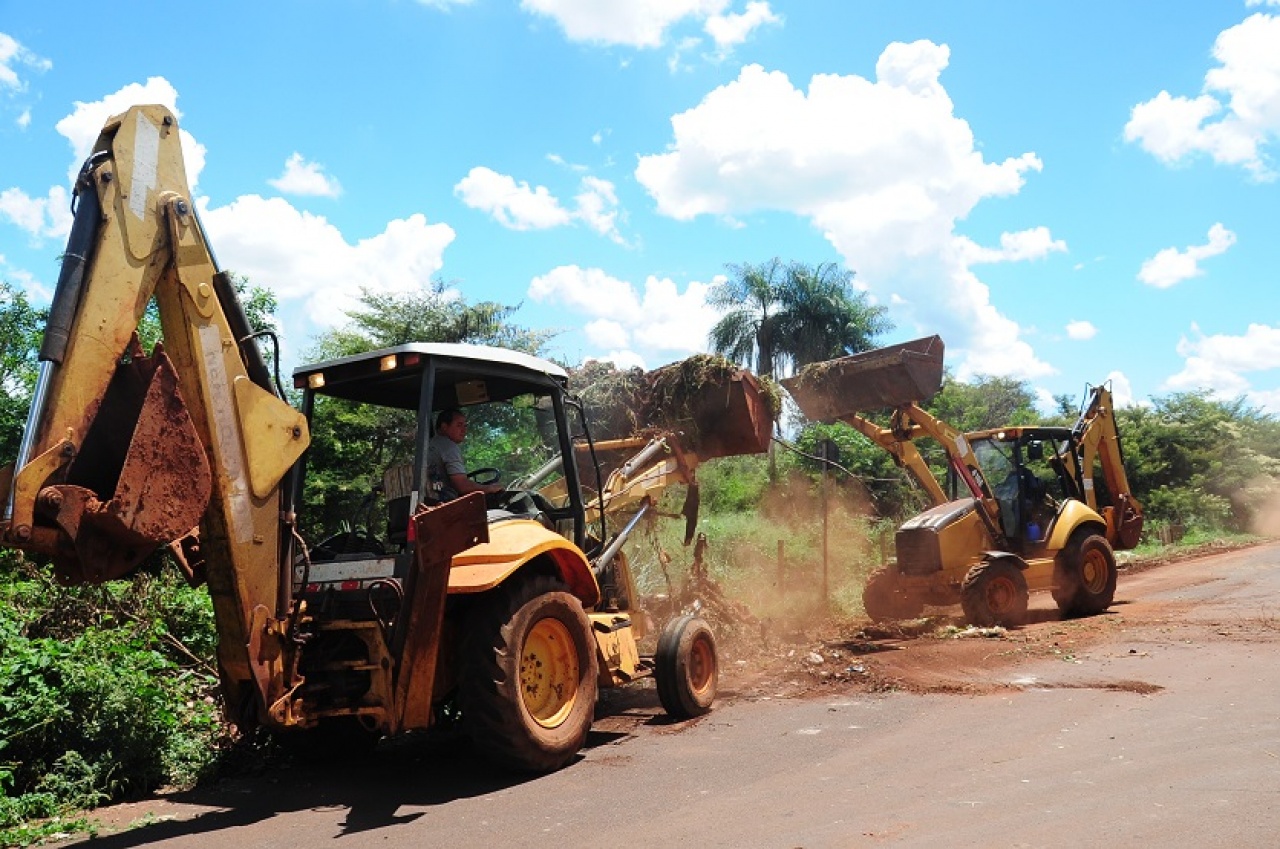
[427,409,504,501]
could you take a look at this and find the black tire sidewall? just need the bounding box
[960,559,1029,627]
[1053,532,1117,617]
[656,615,718,718]
[461,575,598,771]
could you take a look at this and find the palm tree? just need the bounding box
[707,259,890,378]
[777,261,891,371]
[707,258,788,377]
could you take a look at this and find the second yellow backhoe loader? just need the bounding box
[0,105,773,771]
[784,336,1144,626]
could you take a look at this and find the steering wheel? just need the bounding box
[466,467,502,487]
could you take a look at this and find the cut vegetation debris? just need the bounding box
[571,354,776,459]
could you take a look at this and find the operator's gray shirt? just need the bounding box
[427,434,465,499]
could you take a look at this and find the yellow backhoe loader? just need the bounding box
[0,105,772,771]
[783,336,1143,626]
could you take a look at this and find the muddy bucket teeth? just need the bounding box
[53,348,213,583]
[782,335,945,421]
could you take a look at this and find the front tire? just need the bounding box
[655,615,718,719]
[862,568,925,622]
[1053,531,1117,617]
[960,559,1028,627]
[460,574,598,772]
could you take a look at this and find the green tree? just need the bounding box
[0,282,43,463]
[926,374,1041,432]
[708,259,889,378]
[778,262,892,369]
[309,279,553,361]
[1118,393,1280,532]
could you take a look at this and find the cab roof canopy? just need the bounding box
[292,343,569,410]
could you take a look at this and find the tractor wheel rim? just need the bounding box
[520,618,579,728]
[1082,549,1109,593]
[987,577,1016,613]
[688,634,715,697]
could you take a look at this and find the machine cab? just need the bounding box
[289,343,596,606]
[962,427,1077,549]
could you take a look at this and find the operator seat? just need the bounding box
[383,463,414,547]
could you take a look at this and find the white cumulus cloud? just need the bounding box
[0,32,51,92]
[959,226,1067,265]
[455,166,624,241]
[705,2,781,50]
[269,153,342,198]
[520,0,728,48]
[1125,13,1280,180]
[199,195,455,329]
[455,166,572,230]
[528,265,720,366]
[573,176,625,243]
[634,43,1053,380]
[1065,320,1097,341]
[1165,323,1280,412]
[1137,223,1236,289]
[0,185,71,242]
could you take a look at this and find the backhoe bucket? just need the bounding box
[48,348,212,583]
[782,335,945,421]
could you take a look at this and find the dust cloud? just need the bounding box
[1247,476,1280,537]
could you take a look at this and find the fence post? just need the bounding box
[777,539,785,594]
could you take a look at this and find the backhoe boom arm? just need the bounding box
[0,105,309,721]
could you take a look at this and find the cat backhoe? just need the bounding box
[0,105,772,771]
[784,336,1144,627]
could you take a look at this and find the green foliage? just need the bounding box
[0,569,224,832]
[697,455,772,513]
[0,281,44,461]
[627,474,891,621]
[308,278,553,361]
[926,373,1041,431]
[788,422,933,521]
[1117,393,1280,532]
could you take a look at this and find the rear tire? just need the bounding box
[460,574,598,772]
[862,568,925,622]
[655,615,718,719]
[960,559,1028,627]
[1053,531,1117,617]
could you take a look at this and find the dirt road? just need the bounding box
[69,541,1280,848]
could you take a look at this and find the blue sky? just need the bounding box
[1,1,1277,414]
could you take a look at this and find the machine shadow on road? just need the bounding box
[71,735,581,847]
[74,690,680,848]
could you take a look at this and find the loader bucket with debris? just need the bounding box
[782,335,946,421]
[576,355,775,460]
[641,357,774,459]
[8,346,212,585]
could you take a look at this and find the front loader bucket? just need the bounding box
[47,347,212,583]
[782,335,945,421]
[640,357,775,459]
